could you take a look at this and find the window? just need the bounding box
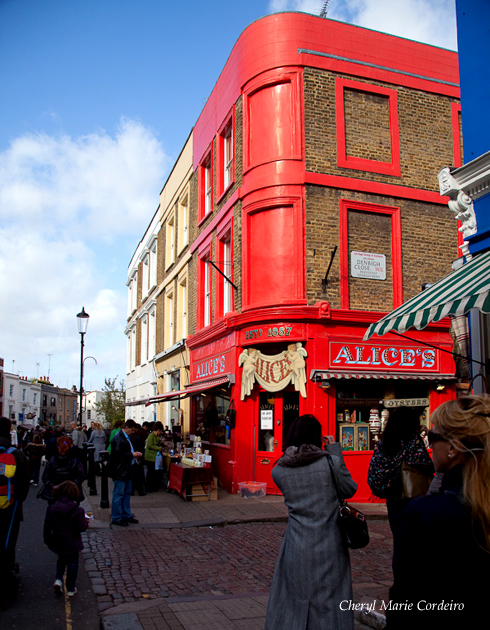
[87,409,91,420]
[50,397,56,407]
[33,393,37,405]
[142,254,149,298]
[335,78,400,176]
[149,242,157,288]
[177,277,187,341]
[9,384,13,397]
[166,371,181,428]
[217,226,233,318]
[217,110,234,198]
[59,398,62,410]
[131,327,137,371]
[199,148,213,221]
[204,258,212,327]
[22,388,26,402]
[141,315,148,364]
[198,243,213,329]
[43,395,47,407]
[127,280,133,316]
[177,194,188,253]
[148,308,156,358]
[166,213,175,268]
[165,292,174,349]
[130,272,138,312]
[67,400,70,412]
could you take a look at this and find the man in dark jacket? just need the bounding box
[0,417,30,609]
[109,420,142,526]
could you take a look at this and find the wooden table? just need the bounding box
[167,463,213,501]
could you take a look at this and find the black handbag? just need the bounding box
[327,454,370,550]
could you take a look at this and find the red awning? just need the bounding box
[145,375,233,406]
[317,372,456,381]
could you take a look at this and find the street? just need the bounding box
[1,477,393,630]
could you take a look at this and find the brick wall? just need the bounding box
[304,67,458,191]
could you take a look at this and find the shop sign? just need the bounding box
[239,343,308,400]
[351,251,386,280]
[384,398,430,408]
[330,342,437,371]
[193,351,233,381]
[240,323,305,345]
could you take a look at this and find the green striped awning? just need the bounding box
[364,250,490,340]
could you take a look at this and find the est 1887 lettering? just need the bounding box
[245,326,292,340]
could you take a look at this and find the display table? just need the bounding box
[167,463,213,501]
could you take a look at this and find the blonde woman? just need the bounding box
[386,395,490,629]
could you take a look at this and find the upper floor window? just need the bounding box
[21,388,26,401]
[9,384,13,397]
[149,242,157,288]
[33,393,37,405]
[59,398,63,410]
[166,213,175,268]
[142,254,149,298]
[148,308,156,358]
[130,273,138,312]
[204,257,212,327]
[165,292,174,349]
[217,110,234,198]
[177,276,187,341]
[141,315,148,364]
[199,148,213,221]
[50,397,56,407]
[177,194,188,254]
[217,227,233,318]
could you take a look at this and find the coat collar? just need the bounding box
[277,444,327,467]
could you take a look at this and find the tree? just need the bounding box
[95,378,126,426]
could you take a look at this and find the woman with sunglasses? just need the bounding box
[386,394,490,629]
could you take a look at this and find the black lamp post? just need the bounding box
[77,307,90,426]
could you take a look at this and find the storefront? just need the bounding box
[181,306,457,501]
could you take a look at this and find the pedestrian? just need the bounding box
[367,406,433,542]
[265,415,357,630]
[25,434,45,486]
[43,480,89,597]
[0,417,30,610]
[107,419,123,454]
[130,422,148,496]
[109,419,142,527]
[145,421,164,492]
[386,394,490,629]
[41,436,85,504]
[69,422,87,449]
[87,422,106,475]
[45,426,64,461]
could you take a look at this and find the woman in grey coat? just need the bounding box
[265,415,358,630]
[87,422,107,473]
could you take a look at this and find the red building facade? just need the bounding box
[178,14,461,500]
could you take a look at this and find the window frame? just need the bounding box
[335,78,401,176]
[198,241,213,329]
[216,221,234,318]
[217,108,235,200]
[198,146,213,222]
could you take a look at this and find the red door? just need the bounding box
[254,389,300,494]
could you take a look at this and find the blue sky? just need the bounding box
[0,0,457,391]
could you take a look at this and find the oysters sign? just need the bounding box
[239,343,308,400]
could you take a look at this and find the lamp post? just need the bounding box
[77,307,90,426]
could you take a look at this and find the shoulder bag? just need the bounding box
[400,461,433,500]
[327,454,370,549]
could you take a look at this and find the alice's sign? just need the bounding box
[330,342,438,371]
[351,251,386,280]
[239,343,308,400]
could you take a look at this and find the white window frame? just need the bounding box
[141,315,148,365]
[223,238,232,315]
[149,242,157,289]
[204,259,211,327]
[224,124,233,189]
[142,254,149,299]
[204,161,212,215]
[148,308,156,359]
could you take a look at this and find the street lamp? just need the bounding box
[77,307,90,426]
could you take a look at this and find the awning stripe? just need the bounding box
[364,250,490,340]
[144,376,232,407]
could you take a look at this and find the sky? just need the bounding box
[0,0,457,392]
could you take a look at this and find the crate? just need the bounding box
[238,481,267,498]
[188,477,218,501]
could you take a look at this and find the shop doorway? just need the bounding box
[254,389,300,494]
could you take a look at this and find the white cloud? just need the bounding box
[268,0,457,50]
[0,119,169,389]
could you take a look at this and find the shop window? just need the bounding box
[336,78,400,176]
[195,392,231,446]
[216,226,233,318]
[336,379,430,452]
[166,371,181,429]
[217,110,234,198]
[199,148,213,221]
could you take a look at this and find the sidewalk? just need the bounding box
[82,477,390,630]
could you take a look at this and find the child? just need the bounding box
[43,480,89,596]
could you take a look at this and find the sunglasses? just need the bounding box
[428,430,448,446]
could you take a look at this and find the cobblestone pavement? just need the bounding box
[85,520,392,629]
